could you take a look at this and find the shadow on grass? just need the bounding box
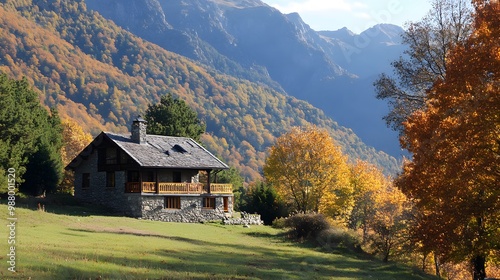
[244,227,435,280]
[34,243,434,280]
[16,222,438,280]
[10,193,118,217]
[69,228,214,246]
[243,230,287,240]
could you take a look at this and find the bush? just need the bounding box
[316,227,362,253]
[272,217,287,229]
[284,213,330,240]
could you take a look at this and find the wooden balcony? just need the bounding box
[158,182,203,194]
[125,182,233,194]
[210,183,233,194]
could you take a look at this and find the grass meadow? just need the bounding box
[0,197,436,279]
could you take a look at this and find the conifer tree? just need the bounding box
[0,73,64,195]
[145,94,206,141]
[21,108,64,196]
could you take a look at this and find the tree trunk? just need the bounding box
[434,254,441,278]
[471,255,486,280]
[383,252,389,263]
[422,252,428,272]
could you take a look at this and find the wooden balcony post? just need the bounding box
[155,170,159,194]
[139,170,143,193]
[206,169,211,194]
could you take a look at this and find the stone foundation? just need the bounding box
[141,196,232,223]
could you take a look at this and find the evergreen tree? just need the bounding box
[21,108,64,196]
[145,94,206,141]
[0,74,39,192]
[241,182,288,225]
[0,73,63,195]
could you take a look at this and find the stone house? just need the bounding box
[66,117,233,222]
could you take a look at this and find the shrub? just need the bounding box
[284,213,330,240]
[272,217,287,229]
[316,227,362,253]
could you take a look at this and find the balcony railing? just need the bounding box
[158,182,203,194]
[210,183,233,194]
[125,182,233,194]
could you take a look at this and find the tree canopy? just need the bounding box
[396,1,500,279]
[374,0,473,135]
[145,94,206,142]
[0,73,63,195]
[263,126,351,216]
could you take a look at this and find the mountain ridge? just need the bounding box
[82,0,407,157]
[0,0,400,181]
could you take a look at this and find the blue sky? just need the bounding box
[263,0,432,33]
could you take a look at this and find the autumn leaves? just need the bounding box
[263,126,406,261]
[396,1,500,278]
[263,2,499,276]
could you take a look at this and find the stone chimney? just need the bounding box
[131,116,147,144]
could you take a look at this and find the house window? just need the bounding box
[165,197,181,209]
[106,147,117,164]
[173,171,182,183]
[223,197,229,212]
[203,197,216,209]
[106,172,115,188]
[82,173,90,189]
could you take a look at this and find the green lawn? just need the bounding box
[0,200,436,279]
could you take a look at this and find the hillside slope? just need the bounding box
[0,0,399,179]
[0,203,436,279]
[83,0,408,157]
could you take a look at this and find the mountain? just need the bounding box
[83,0,407,157]
[0,0,400,181]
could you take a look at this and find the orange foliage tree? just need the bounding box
[263,126,351,216]
[396,2,500,279]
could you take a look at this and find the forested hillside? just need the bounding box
[0,0,399,180]
[84,0,407,157]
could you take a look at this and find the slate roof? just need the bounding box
[67,132,229,170]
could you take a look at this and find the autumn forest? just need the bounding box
[0,0,499,279]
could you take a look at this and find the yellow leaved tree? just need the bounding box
[59,118,93,193]
[348,160,388,241]
[263,126,351,218]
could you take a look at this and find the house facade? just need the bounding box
[66,117,233,223]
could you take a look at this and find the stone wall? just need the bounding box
[141,195,233,223]
[73,150,142,217]
[223,212,263,225]
[73,146,233,221]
